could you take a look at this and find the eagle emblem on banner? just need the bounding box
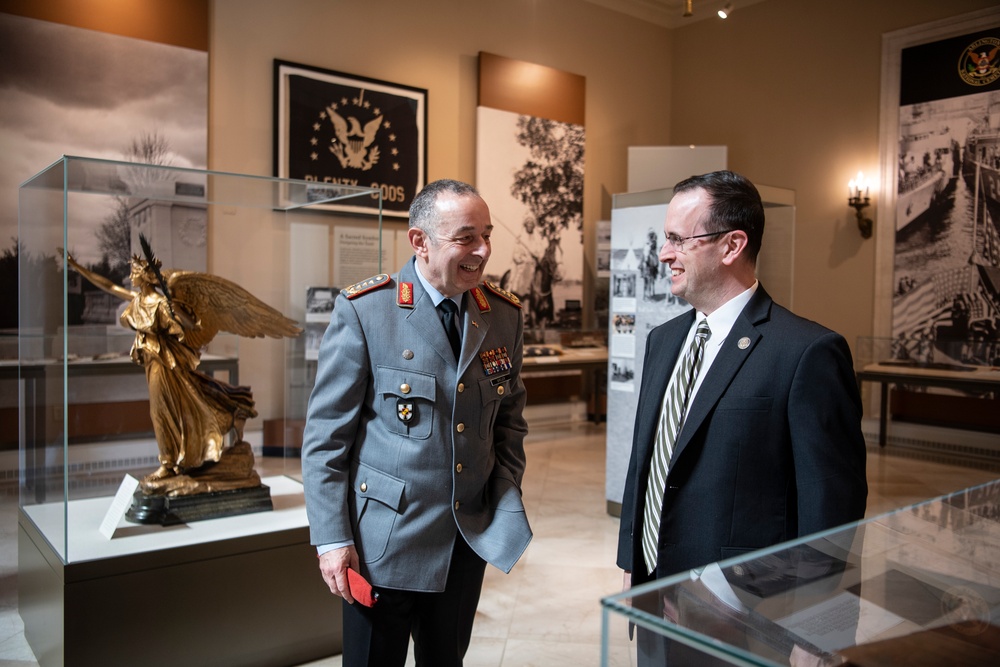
[327,98,382,170]
[279,61,427,217]
[959,37,1000,87]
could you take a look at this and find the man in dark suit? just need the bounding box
[302,179,531,667]
[617,170,868,662]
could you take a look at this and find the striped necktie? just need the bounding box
[641,319,711,575]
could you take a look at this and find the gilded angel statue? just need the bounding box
[62,235,301,497]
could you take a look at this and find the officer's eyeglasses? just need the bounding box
[664,229,734,252]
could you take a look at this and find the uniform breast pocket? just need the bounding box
[376,366,436,440]
[478,375,508,438]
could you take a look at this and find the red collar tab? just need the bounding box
[471,287,491,313]
[397,282,414,308]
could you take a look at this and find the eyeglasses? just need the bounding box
[664,229,734,252]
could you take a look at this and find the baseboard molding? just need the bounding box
[862,417,1000,472]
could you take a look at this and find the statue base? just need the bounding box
[125,484,273,525]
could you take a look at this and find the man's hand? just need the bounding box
[318,545,360,604]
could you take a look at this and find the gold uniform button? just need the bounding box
[454,501,460,510]
[400,383,411,394]
[458,383,465,393]
[456,423,465,433]
[497,385,505,396]
[456,463,463,473]
[360,482,368,493]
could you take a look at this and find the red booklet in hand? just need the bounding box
[347,568,378,607]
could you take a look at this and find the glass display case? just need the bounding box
[601,479,1000,666]
[15,156,382,665]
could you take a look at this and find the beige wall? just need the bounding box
[12,0,993,420]
[210,0,997,418]
[209,0,674,212]
[669,0,998,355]
[209,0,673,417]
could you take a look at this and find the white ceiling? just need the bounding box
[581,0,766,29]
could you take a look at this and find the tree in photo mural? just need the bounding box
[509,115,585,332]
[76,131,179,325]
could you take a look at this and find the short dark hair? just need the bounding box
[408,179,482,239]
[674,170,764,263]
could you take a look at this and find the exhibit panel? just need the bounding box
[16,156,382,666]
[601,479,1000,666]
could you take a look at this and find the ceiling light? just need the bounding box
[718,2,733,19]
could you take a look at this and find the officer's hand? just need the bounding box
[318,545,359,604]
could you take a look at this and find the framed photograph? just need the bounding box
[274,60,427,218]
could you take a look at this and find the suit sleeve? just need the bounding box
[788,331,868,536]
[301,295,370,546]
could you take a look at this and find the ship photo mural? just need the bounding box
[892,26,1000,372]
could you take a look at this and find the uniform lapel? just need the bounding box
[459,290,488,373]
[670,289,772,466]
[399,259,492,368]
[400,260,456,364]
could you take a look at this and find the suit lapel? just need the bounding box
[670,289,772,466]
[635,312,692,467]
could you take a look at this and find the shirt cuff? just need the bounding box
[317,540,354,556]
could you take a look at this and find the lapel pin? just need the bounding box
[738,337,751,350]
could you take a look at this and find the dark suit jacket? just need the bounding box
[617,286,868,584]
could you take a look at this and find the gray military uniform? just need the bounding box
[302,257,532,592]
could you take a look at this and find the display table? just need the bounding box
[602,478,1000,666]
[855,362,1000,447]
[521,345,608,421]
[18,475,341,667]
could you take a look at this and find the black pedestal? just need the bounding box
[126,484,273,525]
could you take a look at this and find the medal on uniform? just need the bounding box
[480,346,512,376]
[397,399,414,423]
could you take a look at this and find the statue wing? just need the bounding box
[165,270,302,350]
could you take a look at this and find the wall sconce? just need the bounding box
[718,3,733,19]
[848,171,873,239]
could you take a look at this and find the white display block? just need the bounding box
[18,476,341,667]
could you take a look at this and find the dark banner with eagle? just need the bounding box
[274,60,427,217]
[900,28,1000,105]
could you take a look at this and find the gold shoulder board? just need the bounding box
[483,281,522,309]
[344,273,391,300]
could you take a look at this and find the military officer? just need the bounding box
[302,179,531,667]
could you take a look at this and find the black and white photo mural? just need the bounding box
[892,25,1000,369]
[0,13,208,330]
[476,105,585,338]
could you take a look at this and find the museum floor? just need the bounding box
[1,420,998,667]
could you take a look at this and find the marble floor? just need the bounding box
[1,421,998,667]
